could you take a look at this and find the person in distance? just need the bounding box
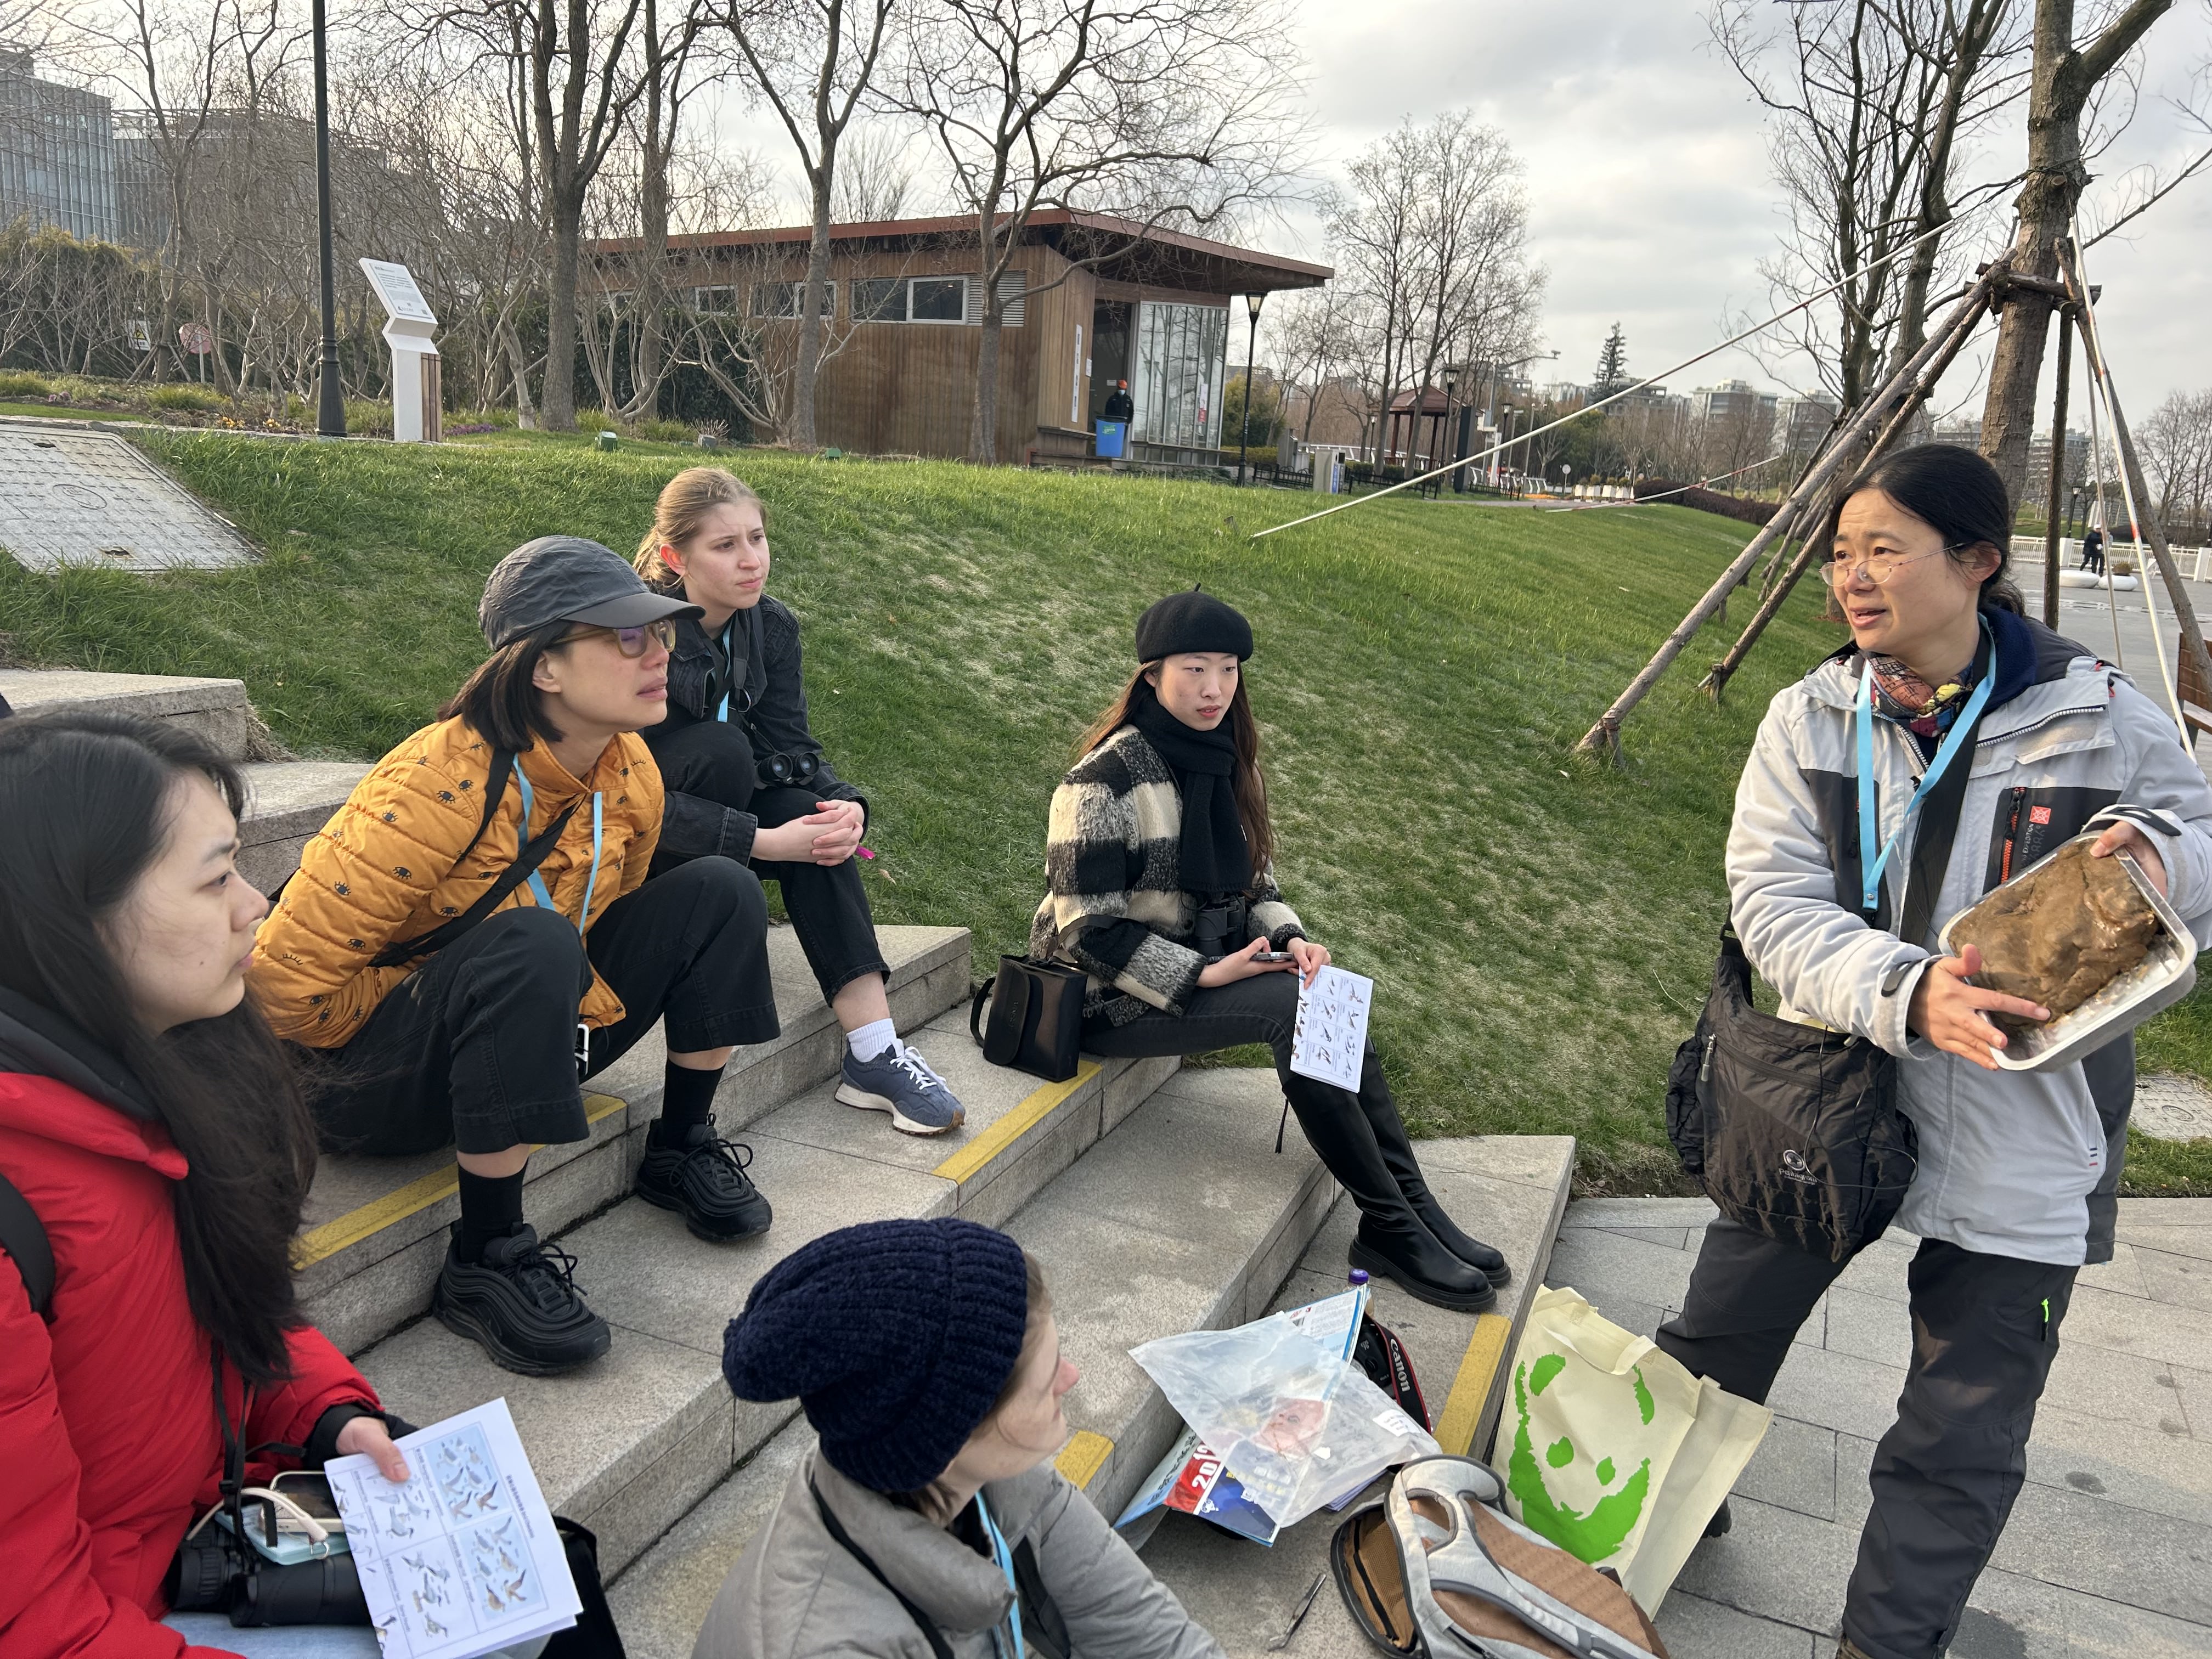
[696,1217,1223,1658]
[0,711,414,1657]
[1677,443,2212,1659]
[1031,589,1507,1312]
[252,538,782,1379]
[633,467,967,1138]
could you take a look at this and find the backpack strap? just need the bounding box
[370,752,576,969]
[0,1170,55,1320]
[272,749,516,910]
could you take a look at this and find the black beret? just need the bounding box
[1135,586,1252,663]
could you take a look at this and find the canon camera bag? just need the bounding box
[970,955,1088,1083]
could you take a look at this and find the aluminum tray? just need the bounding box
[1937,831,2197,1073]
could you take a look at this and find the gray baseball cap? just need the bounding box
[479,535,702,648]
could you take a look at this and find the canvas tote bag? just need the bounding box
[1491,1287,1771,1614]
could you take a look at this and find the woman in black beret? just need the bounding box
[1028,590,1505,1311]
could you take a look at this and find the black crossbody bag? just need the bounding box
[1666,699,1985,1261]
[969,956,1088,1083]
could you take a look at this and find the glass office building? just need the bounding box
[0,51,120,244]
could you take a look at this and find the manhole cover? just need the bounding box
[0,421,257,573]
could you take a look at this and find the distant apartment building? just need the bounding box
[1774,389,1840,453]
[1693,380,1777,424]
[0,50,120,243]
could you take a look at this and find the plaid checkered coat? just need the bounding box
[1030,724,1305,1024]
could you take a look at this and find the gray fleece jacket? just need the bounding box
[1728,612,2212,1266]
[692,1446,1224,1659]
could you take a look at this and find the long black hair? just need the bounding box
[1825,442,2025,615]
[0,710,319,1383]
[1076,665,1276,886]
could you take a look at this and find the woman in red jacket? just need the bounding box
[0,710,410,1658]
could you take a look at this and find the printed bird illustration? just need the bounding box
[423,1616,447,1638]
[484,1587,505,1615]
[505,1576,529,1601]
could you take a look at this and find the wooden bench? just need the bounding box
[2176,634,2212,747]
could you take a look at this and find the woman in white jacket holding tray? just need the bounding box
[1658,443,2212,1659]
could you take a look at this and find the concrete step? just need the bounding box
[600,1067,1341,1658]
[299,924,972,1354]
[1137,1132,1577,1657]
[352,1014,1187,1578]
[239,759,371,891]
[0,666,255,758]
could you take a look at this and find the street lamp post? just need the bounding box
[312,0,345,437]
[1441,365,1461,493]
[1238,290,1265,487]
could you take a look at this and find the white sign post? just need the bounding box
[359,258,441,443]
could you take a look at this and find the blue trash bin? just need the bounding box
[1094,419,1127,460]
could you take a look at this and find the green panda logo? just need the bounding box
[1505,1351,1654,1562]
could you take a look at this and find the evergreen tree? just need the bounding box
[1593,324,1629,398]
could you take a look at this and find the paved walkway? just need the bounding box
[1551,1195,2212,1657]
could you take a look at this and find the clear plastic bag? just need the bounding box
[1130,1295,1441,1528]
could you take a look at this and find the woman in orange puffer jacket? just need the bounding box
[253,538,782,1379]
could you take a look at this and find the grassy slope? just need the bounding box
[3,429,2204,1194]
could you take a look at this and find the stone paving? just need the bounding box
[1550,1195,2212,1658]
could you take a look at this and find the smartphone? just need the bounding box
[1251,951,1295,964]
[269,1471,345,1532]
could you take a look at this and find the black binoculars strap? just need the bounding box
[809,1480,953,1659]
[0,1170,54,1319]
[372,755,577,968]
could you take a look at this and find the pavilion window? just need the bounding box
[1133,301,1227,449]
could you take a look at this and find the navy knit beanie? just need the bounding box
[720,1218,1032,1493]
[1135,586,1253,663]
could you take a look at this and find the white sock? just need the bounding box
[847,1018,898,1062]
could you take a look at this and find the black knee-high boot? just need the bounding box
[1351,1047,1510,1283]
[1282,1073,1496,1312]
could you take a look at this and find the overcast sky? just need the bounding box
[1257,0,2212,423]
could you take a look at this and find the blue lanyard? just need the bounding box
[716,619,736,724]
[511,760,605,934]
[974,1493,1025,1659]
[1855,632,1995,915]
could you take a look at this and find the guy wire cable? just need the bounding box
[1250,193,2011,541]
[1543,454,1785,512]
[2070,223,2191,740]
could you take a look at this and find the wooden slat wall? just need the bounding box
[661,237,1221,459]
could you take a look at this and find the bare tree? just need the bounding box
[1709,0,2025,410]
[831,121,918,220]
[393,0,651,431]
[714,0,898,447]
[891,0,1304,464]
[1980,0,2174,500]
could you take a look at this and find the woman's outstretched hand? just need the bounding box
[1906,943,2050,1070]
[1286,935,1331,988]
[1197,936,1299,988]
[2090,819,2169,894]
[334,1414,409,1483]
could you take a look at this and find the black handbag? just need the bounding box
[969,955,1087,1083]
[1666,929,1916,1261]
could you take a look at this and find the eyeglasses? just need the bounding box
[1819,546,1961,588]
[560,619,677,657]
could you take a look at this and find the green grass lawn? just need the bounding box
[3,430,2205,1193]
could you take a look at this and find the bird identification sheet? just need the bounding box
[1290,965,1373,1091]
[325,1399,580,1659]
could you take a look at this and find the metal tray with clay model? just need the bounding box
[1937,832,2197,1073]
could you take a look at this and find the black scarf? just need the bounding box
[1131,700,1252,896]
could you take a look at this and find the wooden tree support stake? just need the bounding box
[1575,263,2008,758]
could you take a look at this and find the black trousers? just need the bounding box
[1655,1219,2078,1659]
[312,857,778,1156]
[645,719,888,1003]
[1079,970,1423,1212]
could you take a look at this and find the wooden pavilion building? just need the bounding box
[592,210,1330,462]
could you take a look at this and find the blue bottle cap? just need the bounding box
[1348,1269,1370,1286]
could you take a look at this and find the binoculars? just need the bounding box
[757,750,820,789]
[1192,896,1253,964]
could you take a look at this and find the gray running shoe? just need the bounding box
[835,1043,966,1136]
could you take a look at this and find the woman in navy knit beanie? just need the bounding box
[694,1217,1224,1658]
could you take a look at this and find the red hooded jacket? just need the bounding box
[0,995,381,1659]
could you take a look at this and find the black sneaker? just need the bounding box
[636,1118,773,1240]
[433,1223,611,1376]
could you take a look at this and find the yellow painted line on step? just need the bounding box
[296,1092,627,1267]
[1431,1311,1515,1458]
[1056,1431,1114,1491]
[931,1062,1099,1186]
